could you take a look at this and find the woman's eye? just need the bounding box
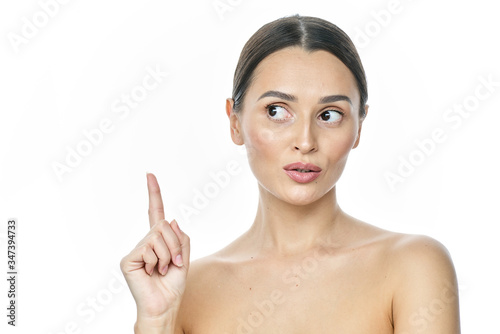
[266,105,290,121]
[319,110,342,123]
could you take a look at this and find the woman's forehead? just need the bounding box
[248,47,359,103]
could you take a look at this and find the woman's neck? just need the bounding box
[245,184,347,258]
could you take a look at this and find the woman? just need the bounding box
[120,14,460,333]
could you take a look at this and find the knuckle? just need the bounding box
[139,245,150,255]
[119,257,127,270]
[151,218,167,230]
[158,219,169,227]
[148,207,164,216]
[172,246,182,254]
[156,221,171,235]
[149,254,158,264]
[150,231,162,242]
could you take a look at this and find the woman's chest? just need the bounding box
[182,255,394,333]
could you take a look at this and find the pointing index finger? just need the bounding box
[147,173,165,228]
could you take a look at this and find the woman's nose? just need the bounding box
[293,119,318,154]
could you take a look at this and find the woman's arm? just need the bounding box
[134,310,178,334]
[391,234,461,334]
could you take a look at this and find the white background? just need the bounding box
[1,0,499,333]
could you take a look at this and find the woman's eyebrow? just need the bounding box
[257,90,352,105]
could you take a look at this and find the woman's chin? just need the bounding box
[277,189,326,206]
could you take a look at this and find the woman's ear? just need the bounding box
[353,104,369,149]
[226,98,244,145]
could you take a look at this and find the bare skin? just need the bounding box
[122,46,460,333]
[177,213,459,333]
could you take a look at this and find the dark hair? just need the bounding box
[232,14,368,118]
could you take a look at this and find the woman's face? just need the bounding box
[226,46,367,205]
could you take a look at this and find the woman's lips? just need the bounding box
[283,162,322,183]
[283,170,321,183]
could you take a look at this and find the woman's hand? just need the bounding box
[120,173,190,326]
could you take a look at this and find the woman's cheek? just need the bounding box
[331,134,356,159]
[323,127,359,180]
[331,122,359,154]
[245,126,279,165]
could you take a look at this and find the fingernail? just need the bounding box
[175,254,183,267]
[161,265,168,275]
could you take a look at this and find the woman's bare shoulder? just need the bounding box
[184,252,229,286]
[371,225,454,268]
[362,225,460,331]
[342,215,455,284]
[347,215,452,258]
[176,252,231,331]
[389,232,452,257]
[386,232,457,285]
[375,231,459,331]
[181,244,244,299]
[363,224,457,289]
